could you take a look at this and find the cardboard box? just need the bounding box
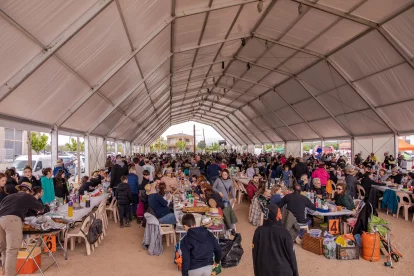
[16,246,42,274]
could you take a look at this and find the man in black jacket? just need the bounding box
[18,166,40,188]
[115,176,132,228]
[110,155,129,190]
[253,204,298,276]
[292,158,308,180]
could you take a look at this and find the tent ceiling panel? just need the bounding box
[261,92,288,110]
[317,0,362,13]
[218,76,235,88]
[383,7,414,59]
[219,40,243,59]
[298,61,346,94]
[246,134,261,144]
[289,123,319,140]
[352,0,412,22]
[247,85,269,96]
[354,63,414,108]
[379,102,414,133]
[337,109,390,136]
[119,0,171,47]
[316,85,369,116]
[0,56,89,124]
[264,130,283,142]
[276,79,311,104]
[306,18,368,54]
[145,59,170,89]
[56,3,131,86]
[92,109,124,137]
[174,13,205,50]
[330,30,404,81]
[280,51,320,75]
[137,27,171,76]
[108,116,134,139]
[232,80,255,92]
[256,42,297,69]
[277,126,302,141]
[173,50,196,71]
[0,0,96,46]
[227,60,248,77]
[99,59,141,104]
[260,71,290,87]
[201,6,239,44]
[238,94,256,103]
[238,38,268,62]
[0,15,43,87]
[309,117,349,138]
[275,106,304,126]
[256,0,301,40]
[175,0,208,14]
[243,65,270,83]
[292,98,330,121]
[279,8,338,48]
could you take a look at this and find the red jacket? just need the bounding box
[247,181,258,200]
[312,168,330,186]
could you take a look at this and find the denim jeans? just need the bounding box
[159,212,177,225]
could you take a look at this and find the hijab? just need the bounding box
[263,204,282,227]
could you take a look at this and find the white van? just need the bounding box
[12,155,52,178]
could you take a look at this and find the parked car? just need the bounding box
[12,155,52,179]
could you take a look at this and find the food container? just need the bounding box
[309,229,322,238]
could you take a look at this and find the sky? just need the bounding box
[161,121,223,145]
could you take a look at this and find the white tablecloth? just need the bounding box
[53,193,108,222]
[313,209,354,216]
[372,185,413,195]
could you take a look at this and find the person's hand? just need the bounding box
[219,192,224,198]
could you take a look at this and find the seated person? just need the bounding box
[204,185,224,209]
[246,174,260,200]
[161,167,178,192]
[312,178,328,199]
[180,214,221,276]
[190,175,197,184]
[270,185,283,205]
[278,183,316,241]
[389,167,403,184]
[192,176,206,197]
[158,182,167,199]
[361,171,376,197]
[332,182,355,210]
[78,176,100,196]
[147,184,176,225]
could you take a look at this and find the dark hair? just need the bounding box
[0,173,5,180]
[116,154,121,159]
[33,186,43,195]
[143,170,150,176]
[253,174,259,178]
[181,214,196,228]
[192,175,197,178]
[24,166,32,172]
[121,175,128,182]
[81,176,89,184]
[133,157,139,164]
[5,168,16,178]
[42,168,52,176]
[221,169,230,176]
[55,170,66,187]
[363,171,371,178]
[158,183,166,197]
[154,176,161,182]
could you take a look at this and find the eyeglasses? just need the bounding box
[336,188,343,191]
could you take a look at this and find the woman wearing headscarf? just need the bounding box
[252,204,298,276]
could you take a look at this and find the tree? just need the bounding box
[65,138,85,152]
[150,136,167,152]
[211,142,220,151]
[264,144,273,152]
[176,140,187,152]
[197,140,206,150]
[30,132,49,154]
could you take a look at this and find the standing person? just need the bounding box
[212,169,235,203]
[0,173,7,203]
[41,168,55,204]
[105,156,113,173]
[18,166,40,187]
[311,163,330,190]
[206,159,221,185]
[127,167,139,219]
[53,159,70,178]
[180,214,221,276]
[281,165,293,187]
[246,163,256,178]
[54,170,69,206]
[292,158,308,181]
[72,158,80,182]
[134,158,144,186]
[252,204,298,276]
[247,175,260,201]
[0,183,44,276]
[344,167,359,199]
[196,155,205,174]
[115,176,132,228]
[4,169,18,195]
[143,159,155,182]
[110,155,129,191]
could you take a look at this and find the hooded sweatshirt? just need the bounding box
[181,227,221,276]
[115,182,132,205]
[110,161,129,188]
[253,204,298,276]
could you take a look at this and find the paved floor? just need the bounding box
[32,201,413,276]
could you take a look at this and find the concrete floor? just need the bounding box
[34,202,413,276]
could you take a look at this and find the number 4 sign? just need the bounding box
[328,219,340,235]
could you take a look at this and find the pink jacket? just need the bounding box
[312,168,330,186]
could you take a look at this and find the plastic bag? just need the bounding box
[219,233,244,268]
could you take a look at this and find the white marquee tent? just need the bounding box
[1,0,414,169]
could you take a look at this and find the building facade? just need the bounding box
[0,127,29,163]
[167,133,193,153]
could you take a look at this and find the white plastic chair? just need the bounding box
[396,192,413,221]
[106,197,119,223]
[160,224,176,247]
[64,216,94,255]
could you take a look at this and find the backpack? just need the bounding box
[82,214,103,245]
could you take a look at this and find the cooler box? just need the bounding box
[16,246,42,274]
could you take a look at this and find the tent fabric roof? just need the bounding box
[1,0,414,146]
[398,139,414,151]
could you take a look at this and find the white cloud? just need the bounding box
[162,121,223,145]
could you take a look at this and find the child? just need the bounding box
[281,165,292,187]
[115,175,132,228]
[180,214,221,276]
[270,185,283,204]
[190,175,197,184]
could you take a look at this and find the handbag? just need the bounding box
[218,178,231,206]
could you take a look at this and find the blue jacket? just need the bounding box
[381,189,398,214]
[148,193,170,219]
[53,165,70,179]
[207,163,221,178]
[127,173,139,195]
[181,227,221,276]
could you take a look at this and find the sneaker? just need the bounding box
[125,222,131,227]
